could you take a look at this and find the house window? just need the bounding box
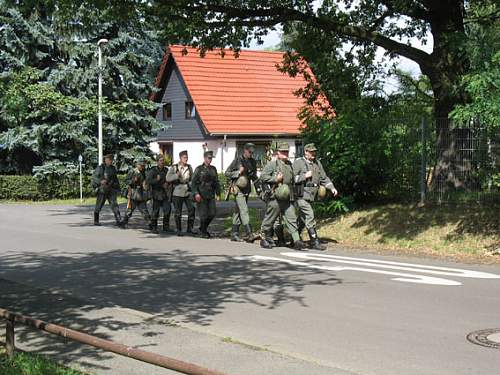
[185,101,196,119]
[162,103,172,121]
[295,141,304,158]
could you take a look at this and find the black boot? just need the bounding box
[231,225,242,242]
[151,219,158,233]
[293,240,307,251]
[308,228,326,251]
[94,212,100,226]
[260,231,275,249]
[175,216,183,236]
[186,218,196,235]
[200,220,210,239]
[118,216,128,229]
[163,215,170,232]
[275,225,287,247]
[243,224,259,243]
[114,211,122,226]
[297,219,306,241]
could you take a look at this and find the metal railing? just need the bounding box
[1,307,227,375]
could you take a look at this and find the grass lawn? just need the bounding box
[317,203,500,263]
[0,347,86,375]
[223,203,499,263]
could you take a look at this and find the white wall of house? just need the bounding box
[171,141,206,166]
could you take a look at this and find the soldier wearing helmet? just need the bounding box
[292,143,338,250]
[225,143,259,242]
[259,142,306,251]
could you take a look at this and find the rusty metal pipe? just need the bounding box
[0,308,227,375]
[5,315,15,359]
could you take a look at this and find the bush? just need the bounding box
[0,174,127,201]
[313,196,354,218]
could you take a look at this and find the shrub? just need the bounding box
[0,174,127,201]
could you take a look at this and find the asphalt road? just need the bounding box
[1,203,499,375]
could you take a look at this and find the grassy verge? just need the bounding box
[0,197,127,205]
[0,347,85,375]
[223,203,499,263]
[317,203,500,263]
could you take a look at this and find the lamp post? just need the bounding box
[97,38,108,165]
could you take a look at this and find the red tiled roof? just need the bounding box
[152,45,333,135]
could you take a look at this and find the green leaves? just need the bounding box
[0,3,164,176]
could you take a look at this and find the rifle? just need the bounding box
[225,180,236,201]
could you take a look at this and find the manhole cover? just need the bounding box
[467,329,500,349]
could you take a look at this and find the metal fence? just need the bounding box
[387,117,499,203]
[1,307,227,375]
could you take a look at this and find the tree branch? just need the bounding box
[187,4,431,66]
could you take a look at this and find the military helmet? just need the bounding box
[235,175,248,189]
[274,184,290,201]
[317,185,327,200]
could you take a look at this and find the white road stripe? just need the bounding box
[238,255,462,286]
[280,252,500,279]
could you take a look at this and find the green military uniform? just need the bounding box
[225,143,259,242]
[191,151,221,238]
[146,156,171,233]
[120,160,152,229]
[259,142,305,250]
[166,150,195,236]
[293,143,336,250]
[92,154,121,226]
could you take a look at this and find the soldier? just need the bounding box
[119,159,153,230]
[259,142,306,250]
[191,150,221,239]
[225,143,259,242]
[293,143,338,250]
[146,154,171,233]
[166,150,196,236]
[92,154,121,226]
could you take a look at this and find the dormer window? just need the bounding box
[185,101,196,119]
[163,103,172,121]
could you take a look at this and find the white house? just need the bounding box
[150,45,332,171]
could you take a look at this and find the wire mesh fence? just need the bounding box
[385,117,499,204]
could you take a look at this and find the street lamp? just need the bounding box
[97,38,108,165]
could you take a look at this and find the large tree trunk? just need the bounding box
[419,1,470,193]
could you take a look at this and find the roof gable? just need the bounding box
[152,45,333,135]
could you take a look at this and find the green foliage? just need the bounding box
[313,196,354,218]
[218,172,229,200]
[0,4,163,176]
[0,174,127,200]
[0,349,84,375]
[451,0,500,128]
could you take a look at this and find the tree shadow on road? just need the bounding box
[0,248,342,326]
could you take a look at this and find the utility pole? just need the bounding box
[97,39,108,165]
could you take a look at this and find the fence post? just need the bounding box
[420,117,427,205]
[6,316,15,359]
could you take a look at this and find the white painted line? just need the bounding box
[238,255,462,286]
[280,252,500,279]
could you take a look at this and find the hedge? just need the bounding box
[0,174,127,201]
[1,173,230,201]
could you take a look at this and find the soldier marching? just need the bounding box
[191,150,221,239]
[146,154,172,233]
[225,143,259,243]
[166,150,196,236]
[92,154,122,226]
[92,142,337,251]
